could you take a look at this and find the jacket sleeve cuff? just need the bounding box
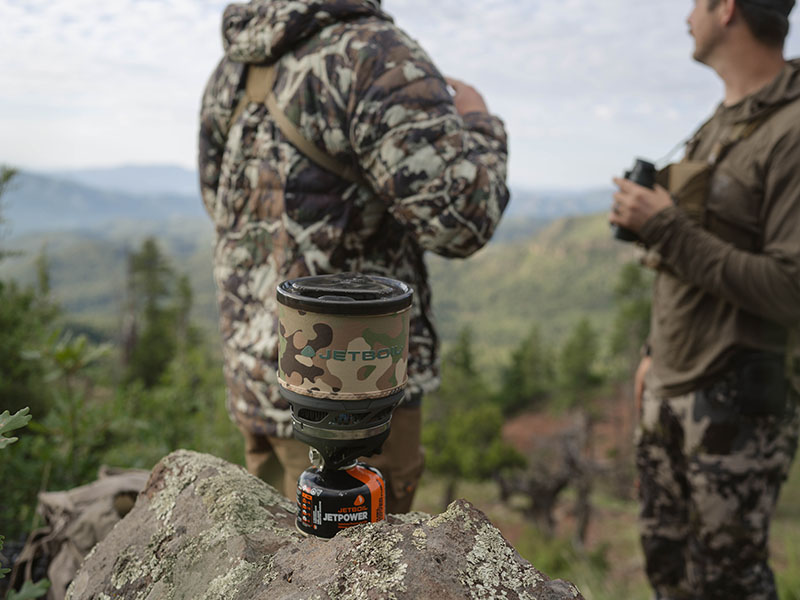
[462,112,508,146]
[639,204,683,248]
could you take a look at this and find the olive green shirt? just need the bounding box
[641,59,800,396]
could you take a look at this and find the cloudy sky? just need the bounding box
[1,0,799,189]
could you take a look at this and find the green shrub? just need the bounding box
[777,535,800,600]
[0,408,50,598]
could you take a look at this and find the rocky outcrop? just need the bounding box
[68,450,583,600]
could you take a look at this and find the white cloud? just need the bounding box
[0,0,799,188]
[593,105,615,121]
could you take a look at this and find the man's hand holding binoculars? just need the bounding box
[610,177,673,234]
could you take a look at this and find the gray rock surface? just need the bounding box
[68,450,584,600]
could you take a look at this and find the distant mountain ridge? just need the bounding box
[505,187,613,219]
[47,164,201,198]
[2,170,206,235]
[2,166,612,237]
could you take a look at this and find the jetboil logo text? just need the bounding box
[301,346,403,362]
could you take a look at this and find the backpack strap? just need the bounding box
[231,64,367,187]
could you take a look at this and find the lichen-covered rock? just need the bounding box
[68,450,583,600]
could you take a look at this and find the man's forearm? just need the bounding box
[640,206,800,326]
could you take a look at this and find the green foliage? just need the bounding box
[0,211,237,543]
[496,323,555,415]
[0,407,32,581]
[423,328,525,506]
[427,328,490,419]
[128,238,173,308]
[0,408,31,449]
[101,344,237,470]
[0,223,219,338]
[778,542,800,600]
[0,169,59,419]
[514,524,654,600]
[0,166,18,263]
[0,540,7,579]
[0,167,16,196]
[425,402,525,480]
[125,238,180,387]
[0,409,50,595]
[1,333,119,541]
[516,525,609,582]
[609,262,652,363]
[0,274,56,418]
[0,284,41,410]
[0,287,239,530]
[556,317,604,407]
[5,579,50,599]
[775,475,800,600]
[128,322,175,387]
[0,212,635,380]
[122,238,207,390]
[0,334,235,542]
[36,332,113,487]
[42,331,111,377]
[427,213,636,378]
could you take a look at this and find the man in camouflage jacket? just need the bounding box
[198,0,509,512]
[611,0,799,598]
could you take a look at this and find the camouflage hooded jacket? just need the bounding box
[199,0,510,437]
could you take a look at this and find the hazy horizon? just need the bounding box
[31,163,613,194]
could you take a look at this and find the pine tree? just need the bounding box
[124,238,178,387]
[423,327,525,508]
[0,167,17,263]
[0,167,55,416]
[497,323,554,415]
[609,262,652,362]
[557,317,603,406]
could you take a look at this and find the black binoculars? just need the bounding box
[612,158,656,243]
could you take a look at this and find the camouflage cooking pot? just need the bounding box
[277,273,412,401]
[276,273,412,468]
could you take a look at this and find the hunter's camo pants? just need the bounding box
[636,378,799,600]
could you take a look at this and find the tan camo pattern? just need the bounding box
[278,304,410,400]
[198,0,510,436]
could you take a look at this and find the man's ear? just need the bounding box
[719,0,737,26]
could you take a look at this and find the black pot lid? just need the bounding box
[277,272,413,315]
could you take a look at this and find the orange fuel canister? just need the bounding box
[296,462,385,538]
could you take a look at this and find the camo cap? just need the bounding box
[738,0,795,16]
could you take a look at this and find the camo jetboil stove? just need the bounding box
[276,273,412,538]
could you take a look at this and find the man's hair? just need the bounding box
[708,0,795,47]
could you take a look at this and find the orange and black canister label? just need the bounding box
[296,463,385,538]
